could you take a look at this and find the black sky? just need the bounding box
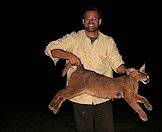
[2,0,161,111]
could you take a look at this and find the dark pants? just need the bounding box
[72,101,114,132]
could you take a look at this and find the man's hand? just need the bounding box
[126,68,136,75]
[117,64,136,75]
[68,53,81,66]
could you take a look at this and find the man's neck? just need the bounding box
[85,30,99,39]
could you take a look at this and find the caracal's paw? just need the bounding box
[139,112,148,121]
[147,104,153,111]
[48,103,59,114]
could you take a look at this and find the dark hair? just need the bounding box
[81,5,102,19]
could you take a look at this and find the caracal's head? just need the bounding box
[129,64,150,84]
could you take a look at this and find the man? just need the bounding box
[45,5,134,132]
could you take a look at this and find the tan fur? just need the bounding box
[49,63,152,121]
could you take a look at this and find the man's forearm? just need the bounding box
[50,49,73,60]
[116,64,127,74]
[117,64,136,75]
[50,49,81,65]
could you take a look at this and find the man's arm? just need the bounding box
[50,49,81,66]
[116,64,127,74]
[116,64,136,75]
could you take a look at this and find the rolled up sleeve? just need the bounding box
[44,33,76,64]
[107,38,125,72]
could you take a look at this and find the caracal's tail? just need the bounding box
[62,62,72,77]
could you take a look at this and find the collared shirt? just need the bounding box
[45,30,124,105]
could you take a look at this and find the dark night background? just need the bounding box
[1,0,162,131]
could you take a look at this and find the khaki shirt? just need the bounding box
[45,30,124,105]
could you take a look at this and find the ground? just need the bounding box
[1,99,161,132]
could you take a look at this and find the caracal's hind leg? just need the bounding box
[125,97,148,121]
[49,86,84,114]
[48,88,68,114]
[136,94,152,111]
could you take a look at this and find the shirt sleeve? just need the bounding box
[44,32,76,64]
[107,38,125,73]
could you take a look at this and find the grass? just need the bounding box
[1,100,161,132]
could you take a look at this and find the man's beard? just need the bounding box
[85,26,98,32]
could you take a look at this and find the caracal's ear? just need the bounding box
[139,63,145,72]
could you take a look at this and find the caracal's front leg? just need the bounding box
[136,94,152,111]
[125,96,148,121]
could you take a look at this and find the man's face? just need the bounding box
[82,11,102,32]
